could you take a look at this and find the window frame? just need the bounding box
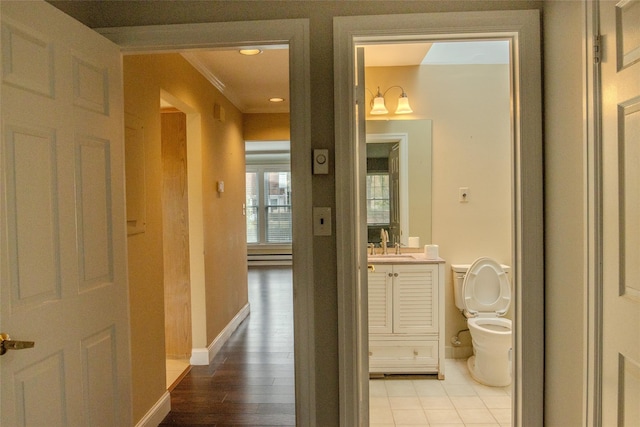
[246,164,292,245]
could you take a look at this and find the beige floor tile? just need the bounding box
[419,396,454,409]
[389,396,423,410]
[481,395,512,408]
[490,408,512,424]
[368,358,512,426]
[370,380,389,397]
[443,383,477,396]
[392,409,428,425]
[370,403,395,425]
[425,408,463,424]
[473,383,510,396]
[450,395,486,409]
[413,379,447,396]
[386,380,418,396]
[457,407,498,424]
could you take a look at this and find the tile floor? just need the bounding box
[370,358,511,427]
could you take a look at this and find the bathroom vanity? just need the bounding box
[367,254,445,379]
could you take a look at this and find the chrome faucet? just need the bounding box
[368,243,375,255]
[380,229,388,255]
[395,242,401,255]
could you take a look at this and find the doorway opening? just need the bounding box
[334,11,543,426]
[363,39,513,426]
[103,19,313,425]
[158,92,203,390]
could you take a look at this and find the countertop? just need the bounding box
[367,252,445,264]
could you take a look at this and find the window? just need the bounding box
[246,172,259,243]
[366,173,390,224]
[246,167,292,244]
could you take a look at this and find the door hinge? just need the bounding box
[593,35,602,64]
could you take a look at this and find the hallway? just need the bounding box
[160,267,295,426]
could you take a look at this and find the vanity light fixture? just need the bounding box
[239,48,262,56]
[368,86,413,115]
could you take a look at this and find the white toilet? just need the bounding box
[452,257,512,387]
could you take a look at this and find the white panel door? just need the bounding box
[0,2,131,426]
[601,0,640,425]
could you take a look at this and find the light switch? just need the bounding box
[313,149,329,174]
[313,207,331,236]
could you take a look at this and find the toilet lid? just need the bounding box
[462,257,511,316]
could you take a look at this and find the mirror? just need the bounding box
[366,119,432,248]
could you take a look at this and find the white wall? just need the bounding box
[366,63,512,354]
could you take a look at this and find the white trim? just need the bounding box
[366,132,409,245]
[190,303,250,365]
[181,52,247,112]
[583,0,603,425]
[98,19,315,426]
[134,391,171,427]
[334,10,543,427]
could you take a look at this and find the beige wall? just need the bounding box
[123,53,248,423]
[366,64,512,355]
[49,1,594,426]
[244,113,290,141]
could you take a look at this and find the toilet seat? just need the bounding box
[462,257,511,317]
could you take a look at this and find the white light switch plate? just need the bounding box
[313,207,331,236]
[313,149,329,174]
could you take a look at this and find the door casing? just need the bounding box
[334,10,544,426]
[98,20,315,425]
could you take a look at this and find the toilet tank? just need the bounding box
[451,263,511,312]
[451,264,470,312]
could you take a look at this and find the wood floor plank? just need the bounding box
[160,267,295,426]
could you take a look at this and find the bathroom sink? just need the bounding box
[368,254,416,261]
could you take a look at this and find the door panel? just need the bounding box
[601,0,640,425]
[393,265,437,334]
[1,2,131,425]
[367,264,393,334]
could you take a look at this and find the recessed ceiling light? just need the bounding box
[239,49,262,56]
[269,97,285,103]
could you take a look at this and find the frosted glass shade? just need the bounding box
[370,96,388,115]
[395,95,413,114]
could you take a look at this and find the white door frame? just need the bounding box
[334,11,543,426]
[583,1,603,424]
[97,20,315,425]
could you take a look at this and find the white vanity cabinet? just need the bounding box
[368,260,445,378]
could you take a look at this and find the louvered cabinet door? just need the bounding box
[392,264,438,335]
[367,264,393,334]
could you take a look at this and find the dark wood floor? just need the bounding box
[160,267,296,426]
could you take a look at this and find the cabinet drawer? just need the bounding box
[369,340,438,373]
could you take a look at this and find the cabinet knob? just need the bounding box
[414,350,418,356]
[388,273,393,277]
[369,351,373,356]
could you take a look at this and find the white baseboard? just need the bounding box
[190,303,250,366]
[135,390,171,427]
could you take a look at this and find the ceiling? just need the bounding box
[185,41,509,114]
